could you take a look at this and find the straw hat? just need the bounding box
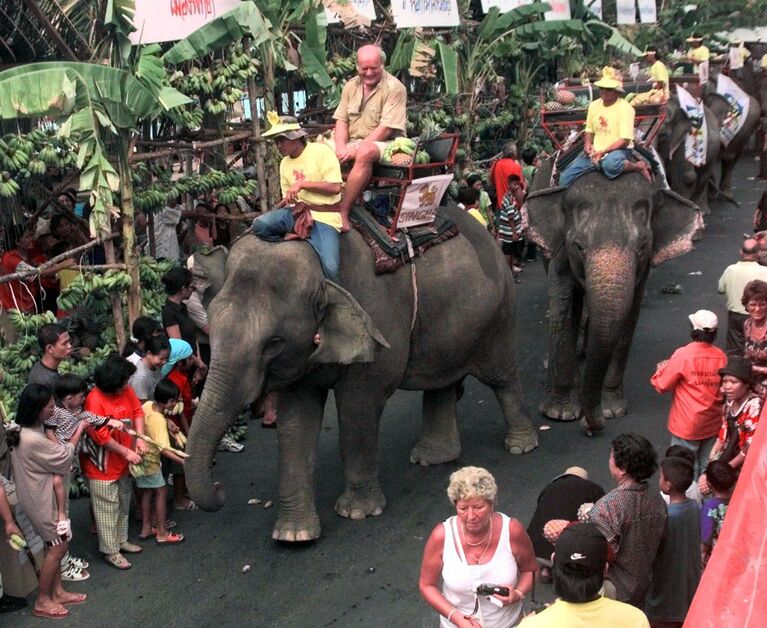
[262,111,308,140]
[594,66,625,93]
[686,33,704,43]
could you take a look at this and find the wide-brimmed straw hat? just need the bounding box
[262,111,308,140]
[594,67,624,93]
[642,47,657,56]
[686,33,704,43]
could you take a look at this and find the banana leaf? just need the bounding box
[162,1,272,65]
[586,21,644,57]
[389,30,416,73]
[513,19,586,37]
[299,6,335,93]
[437,41,458,95]
[134,44,192,110]
[105,0,137,65]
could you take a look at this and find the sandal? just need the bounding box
[217,436,244,453]
[33,607,70,619]
[156,532,185,545]
[60,593,87,606]
[104,552,132,570]
[60,563,90,582]
[174,500,199,511]
[64,553,89,570]
[150,519,177,530]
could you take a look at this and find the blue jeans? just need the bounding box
[559,149,631,187]
[670,434,717,479]
[251,208,340,281]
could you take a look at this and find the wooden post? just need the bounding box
[247,75,269,213]
[147,212,157,258]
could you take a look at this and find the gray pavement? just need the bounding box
[10,157,765,627]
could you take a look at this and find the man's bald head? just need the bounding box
[357,44,385,66]
[356,45,385,89]
[742,238,760,259]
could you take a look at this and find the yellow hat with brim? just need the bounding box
[262,111,309,140]
[595,76,624,92]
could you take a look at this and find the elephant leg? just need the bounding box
[720,157,736,193]
[492,379,539,455]
[602,270,649,420]
[410,385,462,466]
[540,254,582,421]
[334,383,387,520]
[273,387,327,542]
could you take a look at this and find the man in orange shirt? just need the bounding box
[490,141,524,209]
[651,310,727,477]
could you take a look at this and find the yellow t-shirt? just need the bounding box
[585,98,635,153]
[141,401,172,476]
[650,60,670,100]
[467,208,488,226]
[520,597,650,628]
[279,142,343,231]
[688,45,710,62]
[761,53,767,69]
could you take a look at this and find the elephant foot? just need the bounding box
[602,389,628,419]
[505,424,539,455]
[539,394,581,422]
[580,413,606,434]
[272,513,321,542]
[410,438,461,466]
[335,485,386,520]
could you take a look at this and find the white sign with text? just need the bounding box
[397,174,454,228]
[480,0,532,12]
[325,0,377,24]
[129,0,242,45]
[638,0,657,24]
[616,0,636,24]
[392,0,460,29]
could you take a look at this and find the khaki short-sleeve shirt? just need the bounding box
[333,71,407,140]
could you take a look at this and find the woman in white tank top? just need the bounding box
[419,467,538,627]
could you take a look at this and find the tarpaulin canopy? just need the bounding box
[684,404,767,627]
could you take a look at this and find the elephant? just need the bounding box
[185,205,538,541]
[703,86,761,193]
[525,160,702,431]
[655,96,721,215]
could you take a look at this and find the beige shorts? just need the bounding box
[324,137,391,159]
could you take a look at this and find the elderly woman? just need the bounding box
[419,466,537,627]
[587,434,667,608]
[741,279,767,394]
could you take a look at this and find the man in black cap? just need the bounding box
[520,523,649,626]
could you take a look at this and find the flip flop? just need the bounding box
[33,607,70,619]
[138,530,156,540]
[156,532,185,545]
[174,500,198,511]
[60,593,87,606]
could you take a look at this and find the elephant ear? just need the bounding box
[651,188,703,267]
[309,280,390,365]
[191,246,228,308]
[524,186,566,259]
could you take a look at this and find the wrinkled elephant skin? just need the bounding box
[525,166,701,432]
[186,206,537,541]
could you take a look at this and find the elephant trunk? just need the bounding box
[186,356,262,511]
[582,246,636,428]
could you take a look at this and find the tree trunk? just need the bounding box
[118,135,142,328]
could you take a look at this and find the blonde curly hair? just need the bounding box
[446,466,497,504]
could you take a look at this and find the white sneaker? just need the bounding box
[60,563,90,582]
[65,554,89,570]
[217,436,244,453]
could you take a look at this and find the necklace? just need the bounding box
[463,518,492,546]
[465,517,493,564]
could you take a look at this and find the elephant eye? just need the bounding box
[263,336,285,357]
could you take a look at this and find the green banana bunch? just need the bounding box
[28,158,46,175]
[0,171,19,197]
[204,99,228,115]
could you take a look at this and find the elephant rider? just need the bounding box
[558,68,652,187]
[642,47,669,101]
[684,33,710,70]
[331,44,408,232]
[250,113,343,282]
[728,40,751,79]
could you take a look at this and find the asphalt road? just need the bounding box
[10,157,765,628]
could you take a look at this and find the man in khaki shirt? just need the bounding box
[333,44,407,231]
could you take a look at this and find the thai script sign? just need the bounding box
[391,0,460,29]
[129,0,242,45]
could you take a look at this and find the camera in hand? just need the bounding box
[475,584,510,597]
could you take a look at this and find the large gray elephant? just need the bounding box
[525,161,702,431]
[703,87,761,192]
[185,205,538,541]
[656,96,721,214]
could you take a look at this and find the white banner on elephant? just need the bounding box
[397,174,454,228]
[391,0,460,28]
[480,0,531,12]
[716,73,750,147]
[544,0,571,20]
[585,0,602,18]
[638,0,657,23]
[676,85,708,167]
[324,0,376,24]
[616,0,636,24]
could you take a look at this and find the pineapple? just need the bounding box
[555,89,576,105]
